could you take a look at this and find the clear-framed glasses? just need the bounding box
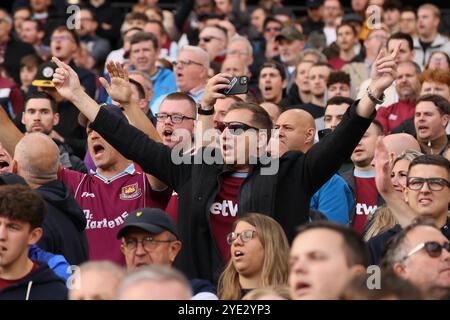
[173,60,204,68]
[226,230,257,245]
[123,237,174,252]
[227,50,249,57]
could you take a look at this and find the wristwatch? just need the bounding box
[367,86,385,105]
[197,103,214,115]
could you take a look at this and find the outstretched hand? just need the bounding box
[374,136,394,195]
[52,56,83,102]
[100,61,133,105]
[371,42,401,93]
[200,73,233,108]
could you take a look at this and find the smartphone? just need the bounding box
[220,76,249,95]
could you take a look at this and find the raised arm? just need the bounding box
[52,57,190,188]
[374,137,416,227]
[195,73,232,150]
[300,44,402,195]
[100,61,167,191]
[355,45,401,118]
[0,107,24,156]
[52,57,100,123]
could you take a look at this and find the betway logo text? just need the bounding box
[210,200,238,217]
[355,203,378,216]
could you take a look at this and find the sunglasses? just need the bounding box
[216,121,260,135]
[264,27,282,32]
[404,241,450,260]
[199,36,223,43]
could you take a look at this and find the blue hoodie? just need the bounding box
[310,174,353,225]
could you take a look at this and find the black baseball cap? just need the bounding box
[306,0,324,9]
[78,103,128,128]
[117,208,179,240]
[0,173,27,186]
[342,13,364,25]
[32,61,57,88]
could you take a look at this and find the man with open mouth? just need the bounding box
[50,42,402,282]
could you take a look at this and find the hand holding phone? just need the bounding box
[219,76,249,95]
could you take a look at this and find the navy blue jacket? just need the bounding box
[36,180,89,265]
[367,225,402,265]
[0,263,67,300]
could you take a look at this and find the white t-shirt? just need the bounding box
[323,27,336,46]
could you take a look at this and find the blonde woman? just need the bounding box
[364,149,423,241]
[242,286,291,300]
[217,213,289,300]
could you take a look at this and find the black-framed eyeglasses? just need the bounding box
[226,230,257,245]
[123,237,174,252]
[173,60,204,68]
[155,113,195,123]
[199,36,223,43]
[216,121,260,135]
[406,177,450,191]
[403,241,450,260]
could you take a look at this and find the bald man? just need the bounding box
[382,133,421,164]
[11,133,89,265]
[270,109,353,224]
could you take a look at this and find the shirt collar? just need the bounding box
[189,85,205,98]
[149,67,161,81]
[92,163,136,183]
[353,168,376,178]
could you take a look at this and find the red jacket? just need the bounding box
[0,77,24,117]
[375,100,416,134]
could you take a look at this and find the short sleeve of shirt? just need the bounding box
[58,167,85,195]
[145,178,172,209]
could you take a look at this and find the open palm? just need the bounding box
[100,61,132,105]
[371,44,401,92]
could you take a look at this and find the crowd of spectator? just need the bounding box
[0,0,449,301]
